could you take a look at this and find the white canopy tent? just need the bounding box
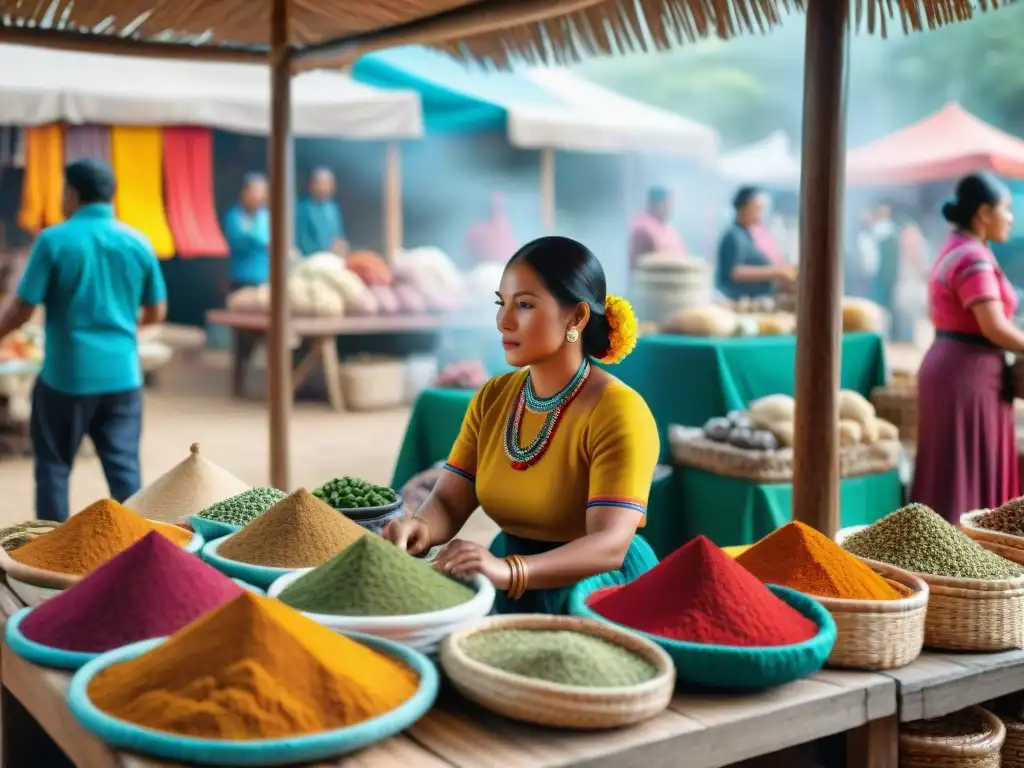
[517,68,719,161]
[720,131,800,186]
[0,44,422,139]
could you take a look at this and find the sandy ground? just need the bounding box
[0,349,500,544]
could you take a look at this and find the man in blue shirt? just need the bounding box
[295,167,347,257]
[0,159,167,521]
[222,173,269,397]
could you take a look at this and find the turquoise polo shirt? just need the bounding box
[224,204,270,284]
[17,203,167,396]
[296,197,345,256]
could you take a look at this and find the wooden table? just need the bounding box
[205,310,488,411]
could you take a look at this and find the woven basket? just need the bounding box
[817,561,927,670]
[1000,713,1024,768]
[631,256,712,326]
[900,706,1004,768]
[961,511,1024,565]
[341,359,406,412]
[439,614,675,730]
[871,383,918,444]
[836,526,1024,651]
[0,520,59,552]
[668,426,901,483]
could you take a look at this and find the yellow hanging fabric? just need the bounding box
[18,125,64,234]
[111,126,175,259]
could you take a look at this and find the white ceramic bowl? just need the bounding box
[267,571,494,653]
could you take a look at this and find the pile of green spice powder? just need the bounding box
[461,630,657,688]
[196,487,287,527]
[278,534,475,616]
[842,503,1024,580]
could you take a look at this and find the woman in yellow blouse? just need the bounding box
[384,236,659,613]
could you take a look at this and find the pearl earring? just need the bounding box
[566,328,580,343]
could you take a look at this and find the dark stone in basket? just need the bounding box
[333,491,405,535]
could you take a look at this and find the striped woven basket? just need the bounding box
[1000,712,1024,768]
[900,707,1004,768]
[836,526,1024,652]
[815,561,927,671]
[960,511,1024,566]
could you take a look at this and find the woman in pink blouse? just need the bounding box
[913,172,1023,523]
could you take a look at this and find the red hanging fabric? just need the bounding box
[163,127,228,258]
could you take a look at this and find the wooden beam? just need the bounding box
[289,0,606,72]
[791,0,849,537]
[383,142,403,261]
[0,27,266,63]
[267,0,293,490]
[540,148,556,234]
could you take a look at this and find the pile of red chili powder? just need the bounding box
[19,532,242,653]
[588,536,819,647]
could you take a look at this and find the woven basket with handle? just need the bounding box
[439,613,675,730]
[816,561,927,671]
[836,526,1024,652]
[900,706,1004,768]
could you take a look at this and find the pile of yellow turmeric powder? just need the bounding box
[9,499,192,576]
[87,592,419,739]
[736,521,906,601]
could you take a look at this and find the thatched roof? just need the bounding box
[0,0,1006,68]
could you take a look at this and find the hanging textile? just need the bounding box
[18,125,64,234]
[111,126,175,258]
[163,127,228,258]
[64,125,111,165]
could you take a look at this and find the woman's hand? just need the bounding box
[433,539,511,590]
[383,517,432,555]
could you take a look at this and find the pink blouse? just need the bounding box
[928,232,1018,335]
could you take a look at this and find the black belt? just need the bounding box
[935,331,1013,401]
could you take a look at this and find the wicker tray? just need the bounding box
[668,426,900,483]
[836,526,1024,652]
[439,614,675,730]
[870,383,918,444]
[816,561,927,671]
[961,511,1024,565]
[900,706,1004,768]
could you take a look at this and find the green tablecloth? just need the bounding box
[392,331,886,486]
[649,467,903,557]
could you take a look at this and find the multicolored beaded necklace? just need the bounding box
[504,359,591,470]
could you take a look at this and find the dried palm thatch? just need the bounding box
[0,0,1007,67]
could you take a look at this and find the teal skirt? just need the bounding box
[487,532,658,615]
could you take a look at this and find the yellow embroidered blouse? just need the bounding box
[444,369,660,542]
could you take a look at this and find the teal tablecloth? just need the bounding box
[391,331,886,486]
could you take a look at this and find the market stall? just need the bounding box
[720,131,801,188]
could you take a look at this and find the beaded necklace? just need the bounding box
[504,359,591,470]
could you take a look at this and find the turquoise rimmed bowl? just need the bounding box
[6,607,98,670]
[184,531,204,555]
[201,536,302,589]
[67,632,438,766]
[569,575,836,690]
[188,516,242,542]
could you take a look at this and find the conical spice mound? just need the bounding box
[86,592,419,739]
[9,499,192,576]
[124,443,250,524]
[218,489,366,568]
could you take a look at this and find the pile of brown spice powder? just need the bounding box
[217,489,367,568]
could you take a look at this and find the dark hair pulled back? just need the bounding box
[941,172,1008,230]
[733,185,763,212]
[507,236,611,359]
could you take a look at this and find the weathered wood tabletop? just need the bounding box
[0,579,1021,768]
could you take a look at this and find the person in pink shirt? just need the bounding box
[913,172,1022,523]
[627,187,686,269]
[465,191,517,266]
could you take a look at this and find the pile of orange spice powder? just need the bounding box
[87,593,420,739]
[9,498,192,576]
[736,522,904,601]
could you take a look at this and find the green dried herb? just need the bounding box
[462,629,657,688]
[313,477,396,509]
[196,487,287,527]
[843,503,1024,580]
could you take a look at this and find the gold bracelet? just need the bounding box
[514,555,530,599]
[504,555,521,600]
[506,555,529,601]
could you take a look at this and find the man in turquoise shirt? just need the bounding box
[296,167,347,257]
[223,173,269,396]
[0,159,167,521]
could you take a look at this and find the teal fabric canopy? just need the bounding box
[353,47,565,135]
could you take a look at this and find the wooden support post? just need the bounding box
[540,147,556,233]
[792,0,849,536]
[383,141,403,261]
[267,0,293,490]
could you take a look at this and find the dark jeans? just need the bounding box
[30,380,142,522]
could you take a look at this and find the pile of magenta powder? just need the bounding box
[19,531,242,653]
